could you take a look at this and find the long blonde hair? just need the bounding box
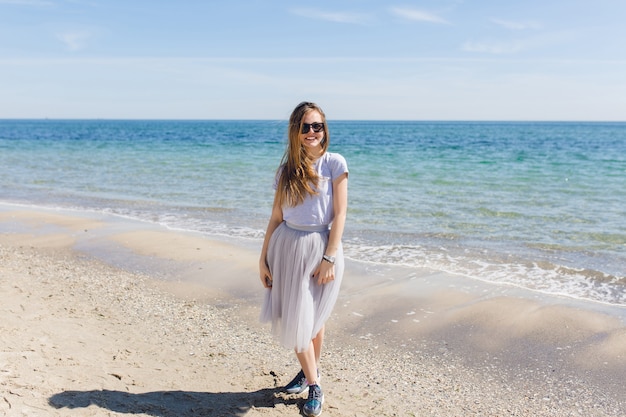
[276,101,330,208]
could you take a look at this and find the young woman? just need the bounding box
[259,102,348,416]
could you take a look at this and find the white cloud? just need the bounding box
[56,31,91,51]
[2,54,625,120]
[290,8,371,24]
[463,31,573,55]
[491,18,541,31]
[462,40,524,55]
[389,7,449,24]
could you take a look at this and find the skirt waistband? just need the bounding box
[285,221,330,232]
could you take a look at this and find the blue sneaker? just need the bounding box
[303,384,324,416]
[284,369,320,395]
[284,369,307,394]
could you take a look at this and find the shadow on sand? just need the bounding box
[48,388,301,416]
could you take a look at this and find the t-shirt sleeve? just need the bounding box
[329,153,349,180]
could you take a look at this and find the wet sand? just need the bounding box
[1,205,625,416]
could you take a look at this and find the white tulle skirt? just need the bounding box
[260,221,344,352]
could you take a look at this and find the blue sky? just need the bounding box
[1,0,625,120]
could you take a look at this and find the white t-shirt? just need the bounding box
[274,152,349,227]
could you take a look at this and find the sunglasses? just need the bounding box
[301,122,325,134]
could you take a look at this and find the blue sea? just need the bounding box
[1,120,625,305]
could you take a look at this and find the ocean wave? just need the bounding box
[342,241,626,306]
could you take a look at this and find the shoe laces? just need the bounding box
[308,384,322,401]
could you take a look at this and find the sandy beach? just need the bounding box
[2,206,626,416]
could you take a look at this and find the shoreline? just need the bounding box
[2,205,626,416]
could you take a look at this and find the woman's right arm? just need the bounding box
[259,191,283,288]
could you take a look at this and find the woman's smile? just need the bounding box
[300,110,324,153]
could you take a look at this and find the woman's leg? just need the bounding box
[295,342,319,386]
[298,331,326,417]
[312,325,325,365]
[295,326,325,384]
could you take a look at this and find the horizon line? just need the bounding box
[2,118,626,123]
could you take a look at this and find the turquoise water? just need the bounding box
[1,120,625,304]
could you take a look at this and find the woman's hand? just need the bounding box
[313,259,335,285]
[259,259,273,288]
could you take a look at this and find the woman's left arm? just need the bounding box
[315,172,348,285]
[326,173,348,257]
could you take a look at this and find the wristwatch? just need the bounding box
[322,254,335,264]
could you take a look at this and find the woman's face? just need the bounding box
[299,110,325,155]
